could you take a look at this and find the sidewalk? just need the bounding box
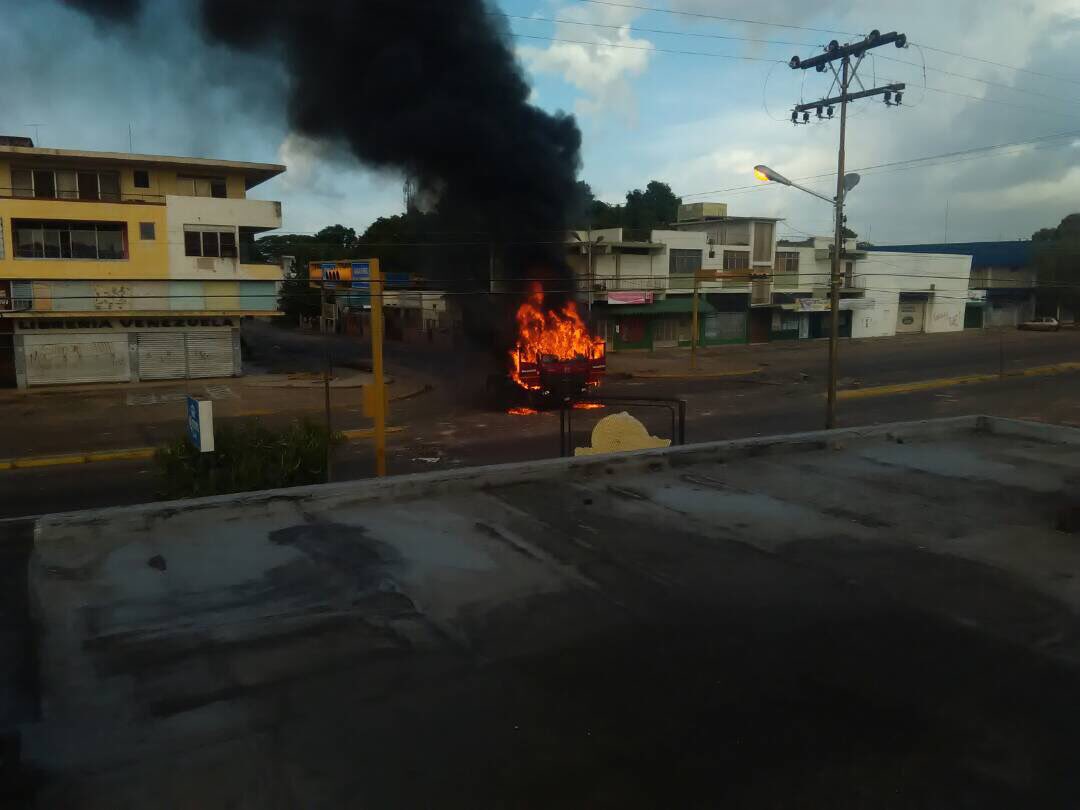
[0,370,430,461]
[604,328,1061,381]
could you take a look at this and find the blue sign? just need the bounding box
[187,396,214,452]
[187,396,201,447]
[351,262,371,290]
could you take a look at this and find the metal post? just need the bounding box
[587,227,593,316]
[691,274,700,370]
[561,403,570,457]
[322,280,333,483]
[826,56,849,431]
[677,399,686,445]
[370,260,388,477]
[999,329,1004,379]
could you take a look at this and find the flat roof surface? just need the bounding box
[0,145,285,189]
[24,416,1080,807]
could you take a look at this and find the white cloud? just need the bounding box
[517,4,654,121]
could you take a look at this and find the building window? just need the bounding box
[139,222,155,240]
[719,222,749,246]
[13,220,127,260]
[844,260,854,287]
[133,170,150,189]
[723,250,750,271]
[11,170,32,198]
[176,176,228,198]
[653,318,679,344]
[184,227,236,258]
[669,248,703,276]
[774,251,799,274]
[752,221,775,263]
[10,168,119,201]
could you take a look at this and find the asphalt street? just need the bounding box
[2,328,1080,520]
[2,327,1079,519]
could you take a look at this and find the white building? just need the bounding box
[565,205,972,352]
[851,251,972,337]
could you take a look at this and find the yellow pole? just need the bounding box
[369,259,388,477]
[691,274,700,370]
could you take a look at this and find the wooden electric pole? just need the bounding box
[789,29,907,429]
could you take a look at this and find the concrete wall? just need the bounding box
[0,198,170,282]
[10,278,277,313]
[164,196,282,282]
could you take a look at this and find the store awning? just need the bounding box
[607,297,715,316]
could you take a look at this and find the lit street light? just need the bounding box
[753,164,859,205]
[753,163,862,429]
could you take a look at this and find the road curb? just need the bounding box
[622,368,762,380]
[0,447,156,471]
[0,426,407,471]
[838,362,1080,400]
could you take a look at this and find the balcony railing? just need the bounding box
[238,242,277,264]
[0,188,166,205]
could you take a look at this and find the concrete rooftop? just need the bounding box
[21,415,1080,807]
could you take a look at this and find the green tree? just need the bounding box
[570,180,681,235]
[623,181,681,233]
[1032,214,1080,313]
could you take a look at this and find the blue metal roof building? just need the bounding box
[868,241,1032,269]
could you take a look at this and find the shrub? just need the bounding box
[154,418,343,498]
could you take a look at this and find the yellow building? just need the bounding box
[0,136,285,387]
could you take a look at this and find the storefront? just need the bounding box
[593,295,749,352]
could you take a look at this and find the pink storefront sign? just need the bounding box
[607,291,654,305]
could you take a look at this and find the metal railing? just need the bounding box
[0,188,166,205]
[558,396,687,457]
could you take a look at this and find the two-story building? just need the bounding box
[567,203,782,351]
[0,137,284,387]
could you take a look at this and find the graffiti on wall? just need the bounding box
[932,309,961,329]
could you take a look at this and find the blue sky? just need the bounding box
[7,0,1080,244]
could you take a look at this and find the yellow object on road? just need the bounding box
[575,412,671,456]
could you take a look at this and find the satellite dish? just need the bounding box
[843,173,861,193]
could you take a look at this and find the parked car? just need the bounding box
[1018,317,1060,332]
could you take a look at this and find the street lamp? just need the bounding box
[753,163,861,429]
[753,164,854,205]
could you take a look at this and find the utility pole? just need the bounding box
[789,29,907,429]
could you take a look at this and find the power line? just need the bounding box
[915,43,1080,87]
[678,126,1080,198]
[511,12,1080,107]
[514,28,1080,122]
[501,12,815,49]
[569,0,1080,86]
[569,0,857,37]
[511,32,781,62]
[874,53,1080,106]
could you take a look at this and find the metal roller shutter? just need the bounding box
[23,333,131,386]
[185,331,235,378]
[138,332,186,380]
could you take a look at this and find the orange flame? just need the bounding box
[509,282,604,390]
[507,406,538,416]
[572,402,605,410]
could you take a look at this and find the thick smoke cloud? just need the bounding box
[62,0,140,21]
[64,0,583,282]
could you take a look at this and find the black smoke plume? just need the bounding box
[64,0,582,288]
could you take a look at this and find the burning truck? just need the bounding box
[499,283,606,411]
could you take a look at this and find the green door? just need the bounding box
[964,303,983,329]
